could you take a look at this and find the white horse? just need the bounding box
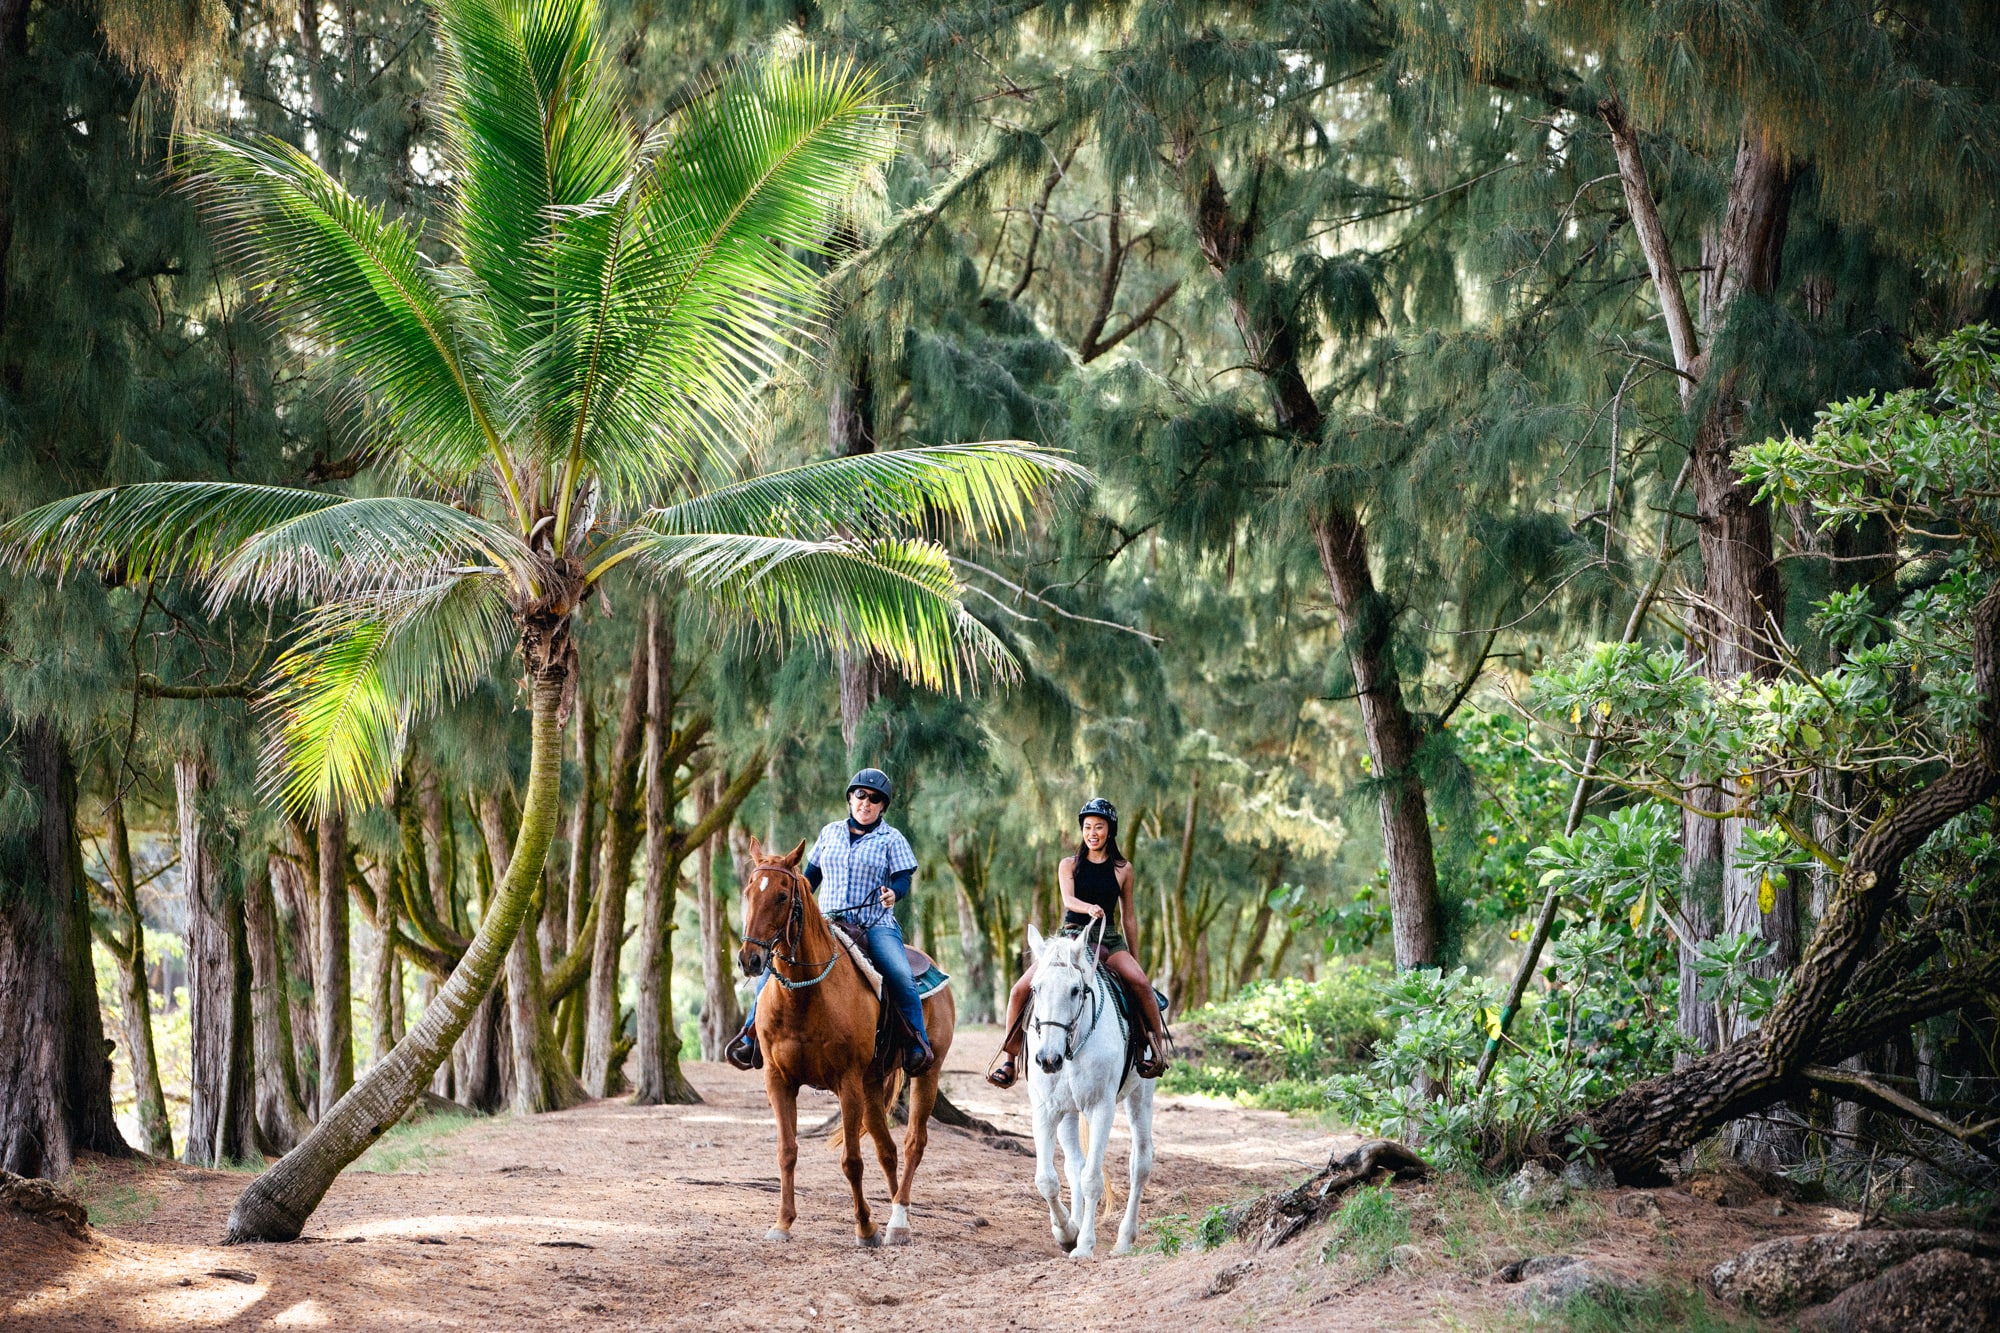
[1023,922,1157,1258]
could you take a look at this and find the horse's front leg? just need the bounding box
[1069,1096,1117,1259]
[765,1071,800,1241]
[1114,1079,1156,1255]
[838,1076,879,1247]
[1033,1096,1073,1250]
[1054,1104,1086,1250]
[886,1072,937,1246]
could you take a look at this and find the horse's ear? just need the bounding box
[745,831,766,864]
[778,838,807,870]
[1026,923,1046,961]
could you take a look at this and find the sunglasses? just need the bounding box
[852,790,886,805]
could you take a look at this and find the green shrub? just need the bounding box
[1164,961,1396,1109]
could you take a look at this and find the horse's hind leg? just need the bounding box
[887,1071,937,1245]
[764,1072,800,1242]
[1114,1080,1156,1255]
[838,1076,879,1248]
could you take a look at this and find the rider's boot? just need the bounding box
[1134,986,1174,1080]
[724,1018,762,1071]
[903,1033,937,1078]
[985,993,1029,1089]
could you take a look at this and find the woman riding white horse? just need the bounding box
[1023,920,1157,1258]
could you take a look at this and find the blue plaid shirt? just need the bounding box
[807,818,917,930]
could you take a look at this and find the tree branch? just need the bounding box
[1597,94,1700,403]
[1801,1065,2000,1161]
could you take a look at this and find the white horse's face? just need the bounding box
[1028,932,1096,1074]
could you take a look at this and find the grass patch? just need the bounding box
[350,1111,477,1175]
[1323,1184,1411,1275]
[62,1162,159,1228]
[1481,1280,1763,1331]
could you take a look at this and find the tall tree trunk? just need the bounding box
[227,635,575,1242]
[1185,160,1440,967]
[1601,103,1794,1061]
[583,621,650,1097]
[179,754,255,1167]
[104,792,172,1156]
[947,833,997,1024]
[696,772,742,1061]
[244,856,311,1154]
[366,856,399,1064]
[560,688,598,1069]
[0,718,128,1177]
[273,827,319,1117]
[315,812,353,1116]
[831,349,885,749]
[635,602,701,1105]
[1234,855,1282,990]
[485,794,586,1115]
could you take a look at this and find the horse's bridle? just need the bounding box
[744,863,839,991]
[1029,937,1106,1062]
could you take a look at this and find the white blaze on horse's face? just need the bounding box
[1030,938,1094,1074]
[736,867,796,977]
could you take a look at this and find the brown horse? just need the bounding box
[736,835,957,1246]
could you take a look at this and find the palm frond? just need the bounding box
[3,482,344,584]
[211,495,541,608]
[177,134,508,500]
[535,50,903,508]
[618,531,1013,693]
[433,0,631,354]
[636,444,1086,545]
[263,575,515,815]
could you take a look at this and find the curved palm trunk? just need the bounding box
[227,662,569,1242]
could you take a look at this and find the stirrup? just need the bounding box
[903,1036,937,1077]
[986,1052,1019,1090]
[725,1026,762,1071]
[1138,1029,1173,1080]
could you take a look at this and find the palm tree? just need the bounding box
[4,0,1076,1241]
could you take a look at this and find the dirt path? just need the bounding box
[4,1033,1849,1330]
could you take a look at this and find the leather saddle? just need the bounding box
[826,919,936,1080]
[1089,943,1170,1084]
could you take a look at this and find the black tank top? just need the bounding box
[1064,855,1121,928]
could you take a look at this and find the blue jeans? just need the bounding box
[748,919,930,1045]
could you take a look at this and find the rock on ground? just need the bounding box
[1709,1228,1985,1316]
[1795,1247,2000,1333]
[1501,1161,1569,1211]
[1499,1255,1636,1310]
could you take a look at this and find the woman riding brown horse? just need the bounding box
[736,835,957,1246]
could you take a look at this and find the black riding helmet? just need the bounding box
[1078,796,1117,828]
[847,767,893,804]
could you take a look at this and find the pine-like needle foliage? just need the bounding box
[3,0,1082,816]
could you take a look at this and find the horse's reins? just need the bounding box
[1029,914,1108,1061]
[745,864,840,991]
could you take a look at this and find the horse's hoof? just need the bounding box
[856,1229,882,1248]
[764,1228,792,1242]
[1069,1247,1096,1261]
[885,1227,911,1246]
[1112,1241,1135,1256]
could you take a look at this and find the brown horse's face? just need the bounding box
[737,836,809,978]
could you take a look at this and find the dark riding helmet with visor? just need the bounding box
[1077,797,1118,829]
[847,767,893,805]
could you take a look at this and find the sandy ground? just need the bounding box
[3,1031,1851,1331]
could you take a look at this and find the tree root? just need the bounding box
[1232,1139,1427,1250]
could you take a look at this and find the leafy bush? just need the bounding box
[1163,962,1395,1107]
[1327,923,1685,1169]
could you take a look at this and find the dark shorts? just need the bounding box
[1060,923,1129,956]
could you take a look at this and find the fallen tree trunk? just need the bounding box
[1574,587,2000,1181]
[1232,1139,1428,1250]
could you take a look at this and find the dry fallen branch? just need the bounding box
[1232,1138,1428,1250]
